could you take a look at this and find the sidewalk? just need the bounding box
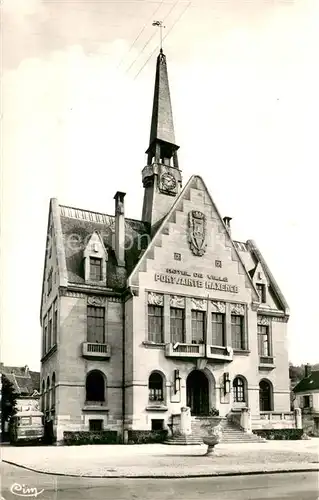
[2,439,319,478]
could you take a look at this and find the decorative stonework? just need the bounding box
[211,301,226,314]
[170,295,185,308]
[148,292,164,306]
[191,298,206,311]
[88,296,106,306]
[188,210,207,256]
[257,315,271,325]
[230,303,245,315]
[108,297,122,303]
[60,290,86,298]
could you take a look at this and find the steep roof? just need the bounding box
[148,50,177,148]
[0,365,40,395]
[59,204,150,284]
[293,371,319,393]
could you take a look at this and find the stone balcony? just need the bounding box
[259,355,275,370]
[206,344,233,362]
[165,343,233,362]
[165,343,205,358]
[82,342,111,359]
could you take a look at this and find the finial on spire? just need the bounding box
[152,20,166,52]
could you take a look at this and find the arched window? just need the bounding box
[148,372,164,402]
[233,376,245,403]
[259,379,273,411]
[41,380,45,412]
[46,376,50,412]
[86,371,105,403]
[51,372,56,409]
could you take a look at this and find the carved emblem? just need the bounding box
[257,315,270,325]
[230,303,245,315]
[211,301,226,314]
[191,298,206,311]
[88,296,106,306]
[148,292,164,306]
[170,295,185,308]
[188,211,207,256]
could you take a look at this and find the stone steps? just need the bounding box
[164,435,203,445]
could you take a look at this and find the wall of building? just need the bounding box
[125,177,290,430]
[50,292,123,441]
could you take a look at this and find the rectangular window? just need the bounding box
[48,310,52,351]
[90,257,102,281]
[43,324,47,356]
[148,305,163,343]
[191,310,205,343]
[256,283,266,303]
[47,269,53,296]
[151,419,164,431]
[170,307,185,343]
[87,306,105,343]
[231,315,245,350]
[211,313,225,346]
[89,419,103,431]
[303,395,310,408]
[53,300,58,345]
[258,324,270,356]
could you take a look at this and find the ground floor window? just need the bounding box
[148,372,164,402]
[89,419,103,431]
[233,376,245,403]
[151,419,164,431]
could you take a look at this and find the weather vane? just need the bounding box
[152,20,166,51]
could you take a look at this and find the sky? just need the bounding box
[1,0,319,371]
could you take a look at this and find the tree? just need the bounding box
[1,374,17,435]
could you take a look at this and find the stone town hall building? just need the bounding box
[40,50,292,443]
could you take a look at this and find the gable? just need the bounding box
[40,199,68,322]
[129,175,260,303]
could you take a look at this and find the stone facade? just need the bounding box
[40,50,291,443]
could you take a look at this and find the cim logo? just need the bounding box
[10,483,44,498]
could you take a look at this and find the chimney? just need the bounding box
[24,365,29,376]
[114,191,126,267]
[223,216,232,234]
[305,363,311,378]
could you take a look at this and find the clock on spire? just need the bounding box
[142,45,182,226]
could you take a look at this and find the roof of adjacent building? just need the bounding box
[59,205,150,283]
[293,371,319,393]
[0,364,40,396]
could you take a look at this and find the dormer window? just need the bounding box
[256,283,266,303]
[90,257,102,281]
[83,231,107,284]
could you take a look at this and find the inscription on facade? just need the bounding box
[154,268,239,293]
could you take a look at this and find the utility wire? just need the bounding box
[124,0,179,76]
[133,1,191,81]
[116,0,165,69]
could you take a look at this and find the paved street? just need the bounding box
[1,462,318,500]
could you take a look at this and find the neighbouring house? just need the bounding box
[293,364,319,436]
[0,363,40,422]
[40,49,294,445]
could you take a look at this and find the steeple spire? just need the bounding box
[146,50,179,167]
[142,50,182,226]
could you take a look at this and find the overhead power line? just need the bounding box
[133,1,191,81]
[116,0,165,69]
[124,0,179,76]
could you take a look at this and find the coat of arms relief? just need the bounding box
[188,210,207,256]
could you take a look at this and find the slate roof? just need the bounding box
[0,365,40,396]
[59,205,151,283]
[293,371,319,393]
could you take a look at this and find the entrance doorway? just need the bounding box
[259,380,272,411]
[186,370,209,416]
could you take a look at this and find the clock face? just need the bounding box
[160,172,177,192]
